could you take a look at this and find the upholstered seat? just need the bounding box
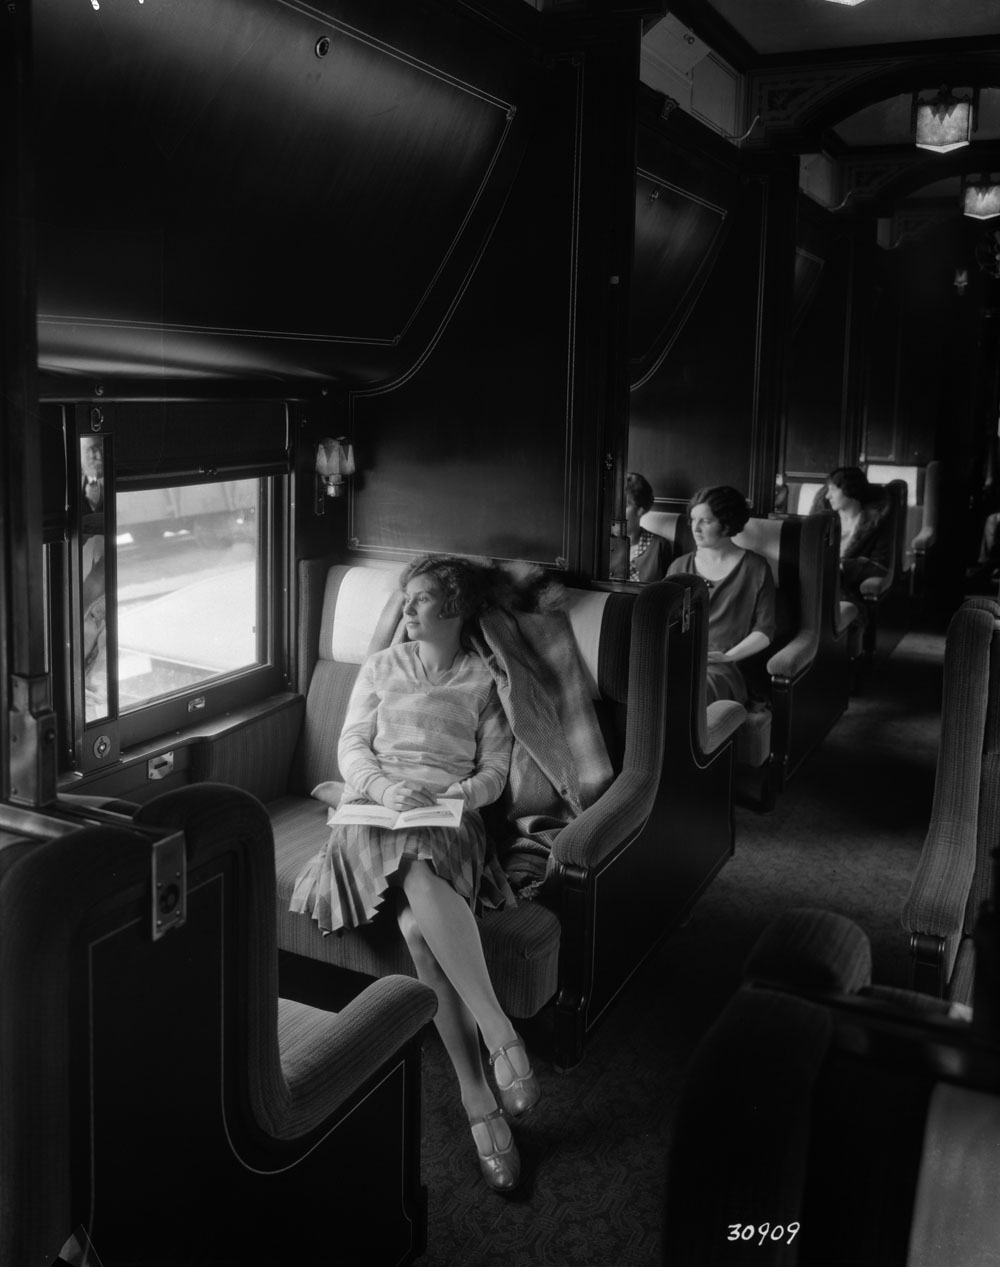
[902,597,1000,1003]
[193,559,741,1067]
[0,782,436,1267]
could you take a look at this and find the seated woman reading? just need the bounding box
[819,466,892,611]
[667,485,776,704]
[289,554,539,1193]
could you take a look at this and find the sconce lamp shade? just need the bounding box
[822,0,868,6]
[316,437,355,478]
[963,177,1000,221]
[913,87,975,152]
[315,437,356,501]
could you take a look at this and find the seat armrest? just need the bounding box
[835,600,859,636]
[549,769,657,872]
[766,631,818,683]
[270,975,436,1140]
[912,526,937,554]
[860,574,892,600]
[901,818,978,944]
[705,700,745,753]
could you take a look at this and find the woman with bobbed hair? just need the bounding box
[667,486,776,703]
[624,471,671,583]
[290,553,538,1193]
[819,466,892,605]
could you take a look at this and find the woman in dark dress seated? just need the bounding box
[818,466,893,610]
[667,485,776,704]
[625,471,671,583]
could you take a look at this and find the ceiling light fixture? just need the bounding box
[912,86,976,153]
[822,0,868,6]
[963,175,1000,221]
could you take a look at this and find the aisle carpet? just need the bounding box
[407,629,945,1267]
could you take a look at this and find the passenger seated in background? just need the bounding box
[667,485,775,703]
[625,471,671,582]
[818,466,892,610]
[290,555,539,1194]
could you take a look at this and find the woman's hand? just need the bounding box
[380,782,438,812]
[707,649,729,663]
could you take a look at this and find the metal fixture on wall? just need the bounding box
[912,86,976,153]
[963,175,1000,221]
[315,436,355,513]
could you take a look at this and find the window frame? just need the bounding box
[62,403,293,772]
[114,471,289,751]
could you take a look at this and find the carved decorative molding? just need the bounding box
[840,153,922,202]
[883,206,953,249]
[747,52,1000,146]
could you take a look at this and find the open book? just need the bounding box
[326,798,464,831]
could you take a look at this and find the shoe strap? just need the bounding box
[468,1106,505,1129]
[489,1037,532,1080]
[489,1036,528,1071]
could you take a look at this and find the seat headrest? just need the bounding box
[562,589,610,698]
[318,566,402,664]
[788,482,824,515]
[732,518,782,585]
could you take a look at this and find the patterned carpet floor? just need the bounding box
[408,626,946,1267]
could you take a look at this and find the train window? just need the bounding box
[115,478,262,711]
[57,402,291,773]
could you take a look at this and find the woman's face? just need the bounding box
[690,502,726,549]
[826,481,847,511]
[402,574,451,640]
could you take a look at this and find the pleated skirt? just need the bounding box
[288,801,515,934]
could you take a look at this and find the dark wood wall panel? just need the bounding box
[628,184,764,507]
[784,228,852,478]
[862,283,899,463]
[349,64,579,565]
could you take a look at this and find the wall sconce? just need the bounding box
[822,0,867,6]
[315,436,355,514]
[912,86,976,153]
[954,267,969,296]
[963,175,1000,221]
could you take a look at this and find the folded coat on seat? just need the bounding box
[471,603,613,896]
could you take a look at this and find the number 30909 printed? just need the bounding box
[727,1223,800,1245]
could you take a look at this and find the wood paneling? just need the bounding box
[628,179,774,509]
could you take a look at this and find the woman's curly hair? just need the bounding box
[399,554,491,621]
[688,485,752,537]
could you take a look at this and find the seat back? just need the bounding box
[902,600,1000,1000]
[639,508,692,558]
[782,479,826,517]
[0,784,434,1267]
[961,597,1000,940]
[866,464,924,570]
[293,561,404,795]
[860,478,908,598]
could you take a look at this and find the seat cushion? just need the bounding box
[736,710,771,768]
[269,793,562,1017]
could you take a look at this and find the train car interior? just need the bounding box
[2,0,1000,1264]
